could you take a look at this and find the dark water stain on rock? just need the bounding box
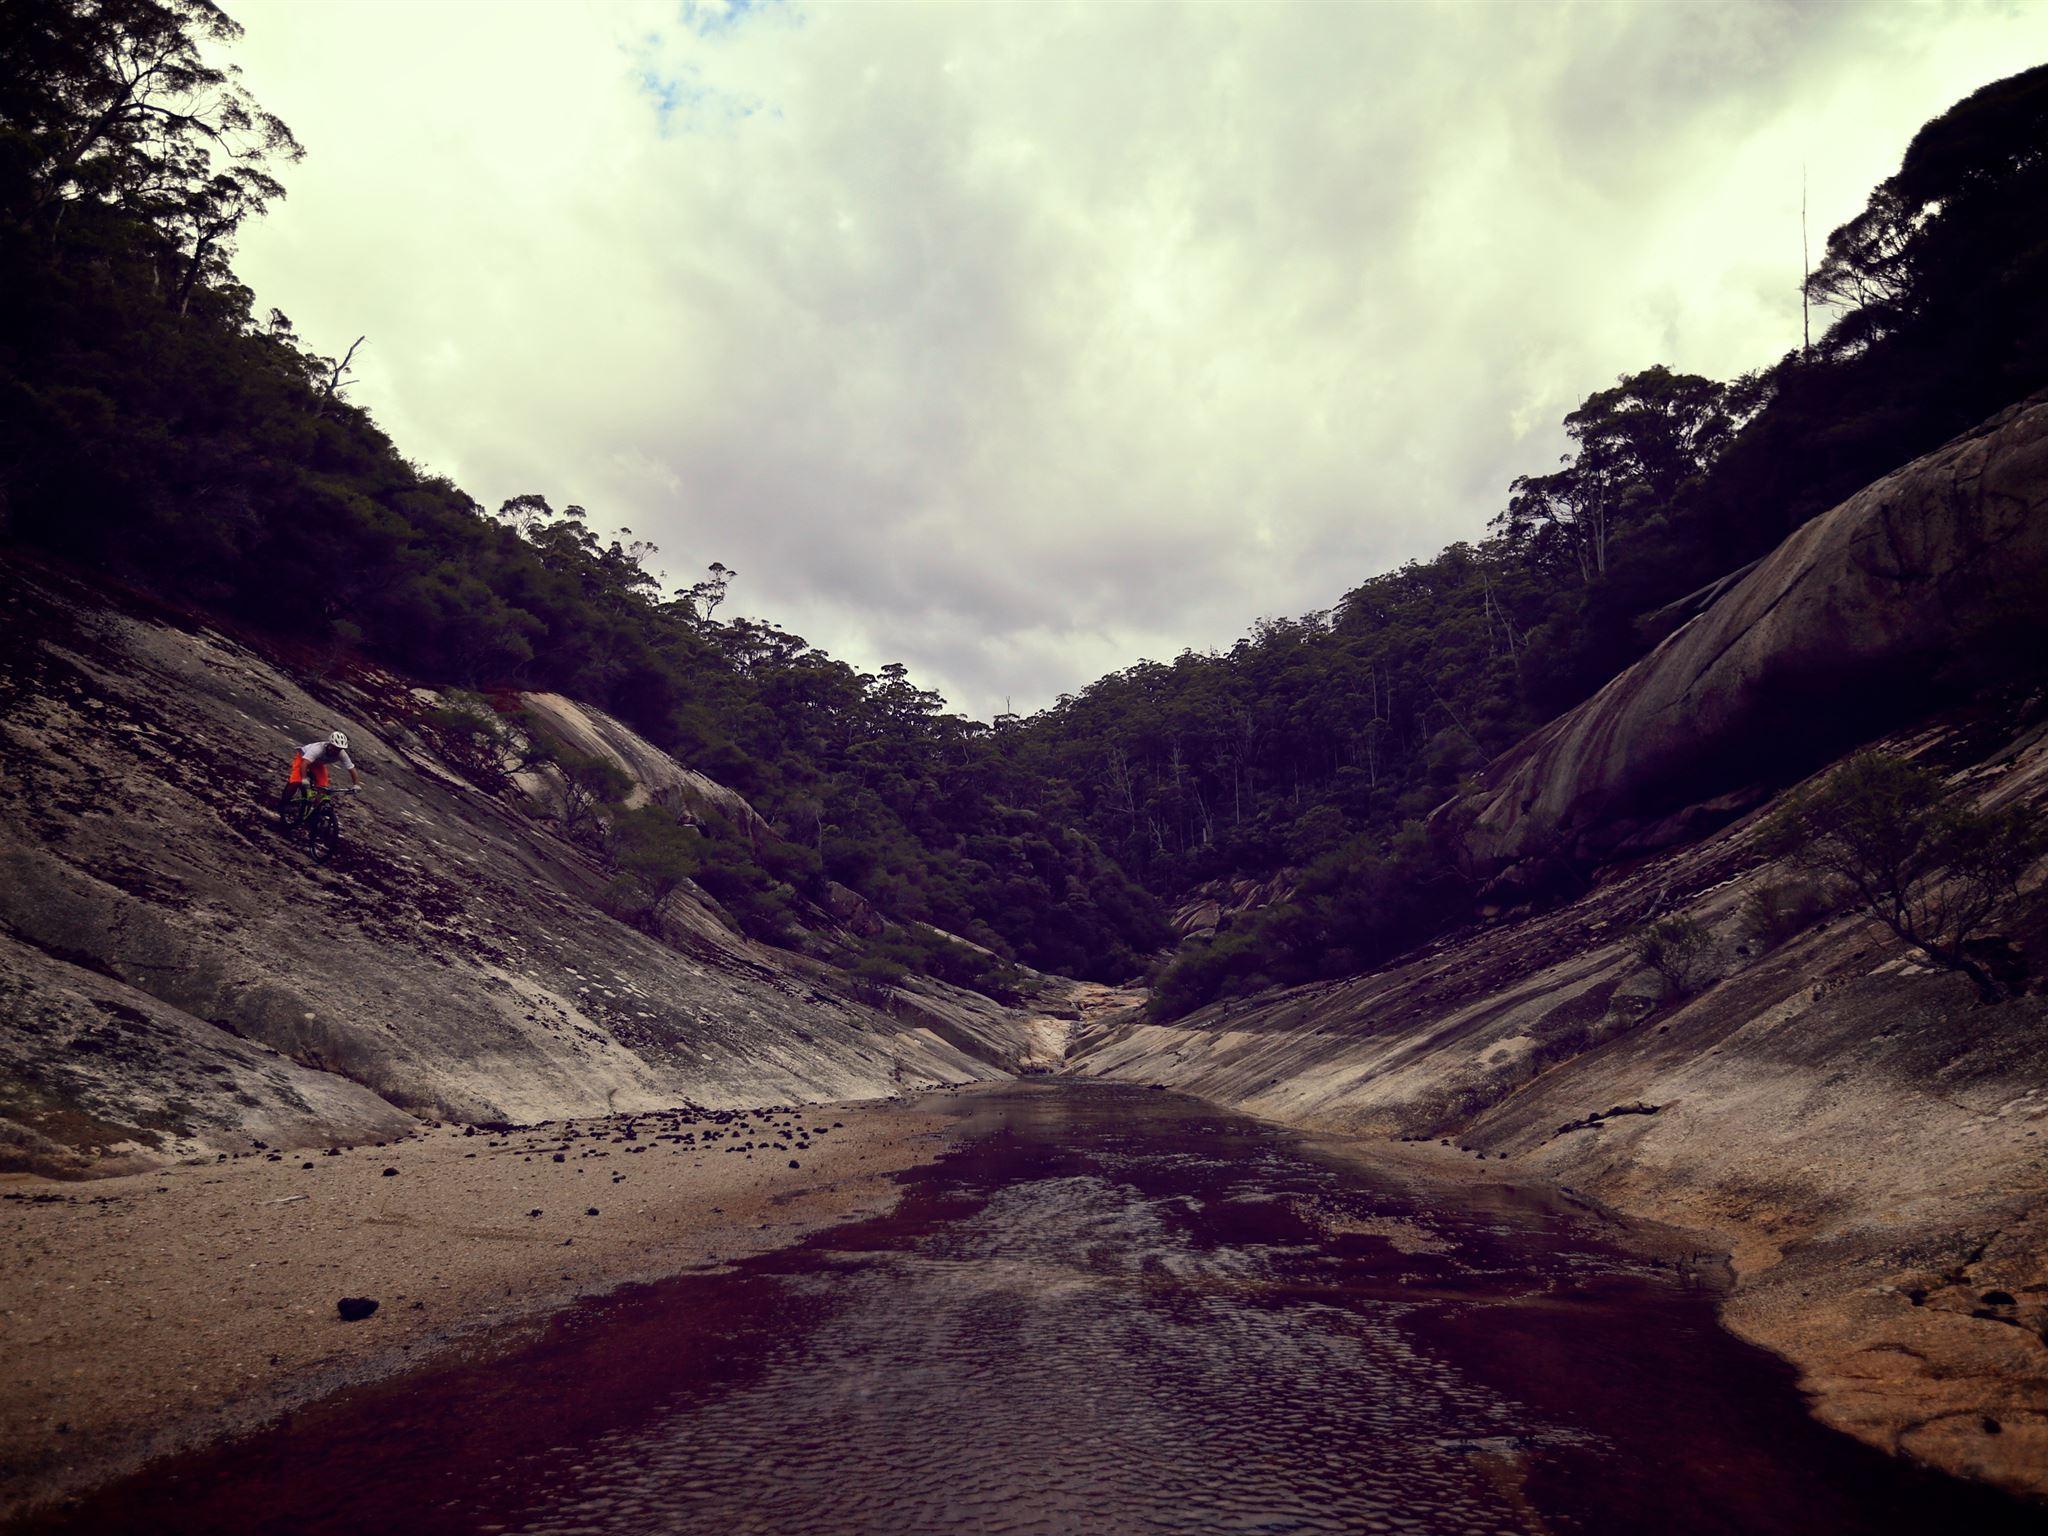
[15,1084,2041,1536]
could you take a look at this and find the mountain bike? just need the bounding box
[277,783,359,864]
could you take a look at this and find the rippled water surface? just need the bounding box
[31,1084,2039,1535]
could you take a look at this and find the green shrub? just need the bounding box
[602,807,705,926]
[1149,928,1274,1020]
[515,719,633,849]
[425,691,535,785]
[856,928,1035,1005]
[1764,751,2044,1002]
[1146,820,1472,1022]
[847,954,907,1004]
[688,841,805,947]
[1737,877,1832,951]
[1630,915,1714,998]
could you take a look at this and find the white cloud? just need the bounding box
[226,0,2048,717]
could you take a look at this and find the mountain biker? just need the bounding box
[289,730,362,795]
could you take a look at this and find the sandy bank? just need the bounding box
[0,1092,959,1521]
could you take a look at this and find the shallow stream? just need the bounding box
[29,1084,2038,1535]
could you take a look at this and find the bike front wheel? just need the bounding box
[307,804,340,863]
[278,784,310,829]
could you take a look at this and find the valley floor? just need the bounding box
[28,1081,2039,1536]
[4,1070,2044,1523]
[0,1093,957,1521]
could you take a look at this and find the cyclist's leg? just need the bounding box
[280,756,309,822]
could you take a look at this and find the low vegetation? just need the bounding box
[1630,916,1715,1000]
[601,806,707,927]
[518,719,1037,1004]
[847,929,1038,1007]
[1765,752,2044,1002]
[1149,824,1469,1020]
[1736,877,1835,952]
[422,691,545,788]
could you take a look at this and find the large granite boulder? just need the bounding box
[1437,391,2048,884]
[515,692,775,840]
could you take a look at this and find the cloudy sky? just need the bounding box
[226,0,2047,719]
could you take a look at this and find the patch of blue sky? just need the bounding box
[678,0,791,40]
[630,2,792,134]
[636,65,764,134]
[629,41,766,136]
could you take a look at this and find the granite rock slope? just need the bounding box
[1071,707,2048,1496]
[1437,391,2048,888]
[1071,394,2048,1496]
[0,563,1031,1174]
[515,691,776,839]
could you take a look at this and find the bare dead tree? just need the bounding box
[312,335,365,417]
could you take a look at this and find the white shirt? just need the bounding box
[299,740,356,772]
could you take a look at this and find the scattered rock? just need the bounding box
[1550,1103,1662,1140]
[336,1297,379,1322]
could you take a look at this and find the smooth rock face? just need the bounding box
[1168,874,1298,944]
[515,692,774,838]
[1438,391,2048,883]
[0,932,416,1177]
[0,564,1033,1174]
[1070,708,2048,1497]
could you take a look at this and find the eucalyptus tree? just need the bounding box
[1,0,302,310]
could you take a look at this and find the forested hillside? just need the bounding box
[0,0,1165,981]
[1006,62,2048,1012]
[4,2,2044,1002]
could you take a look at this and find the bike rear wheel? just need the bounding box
[307,804,340,863]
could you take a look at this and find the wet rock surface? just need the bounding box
[15,1085,2037,1536]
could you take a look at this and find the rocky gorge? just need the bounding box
[2,395,2047,1516]
[1075,394,2048,1498]
[0,559,1062,1179]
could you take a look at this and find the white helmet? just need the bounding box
[329,730,350,751]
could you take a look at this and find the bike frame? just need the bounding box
[280,783,360,852]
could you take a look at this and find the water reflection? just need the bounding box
[25,1084,2039,1536]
